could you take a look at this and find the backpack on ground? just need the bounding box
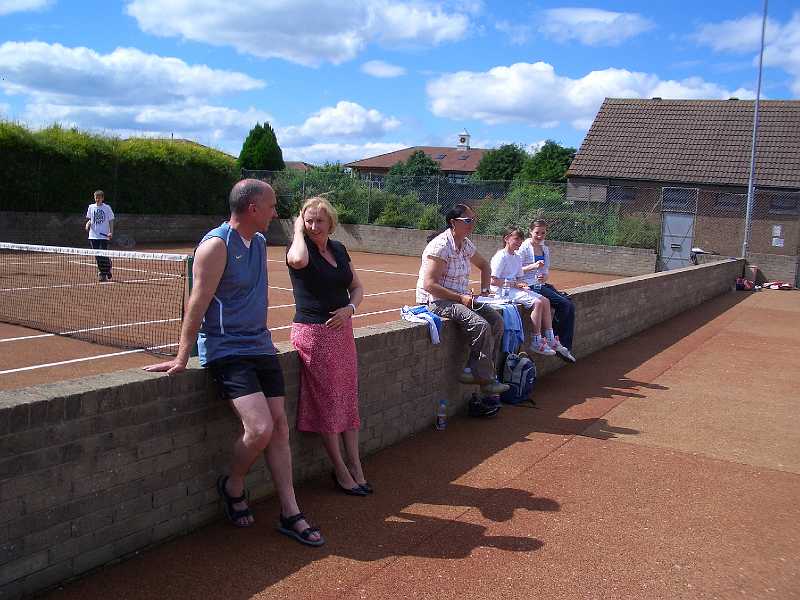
[500,352,536,405]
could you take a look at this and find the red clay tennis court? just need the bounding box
[0,244,621,391]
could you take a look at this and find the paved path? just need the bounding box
[46,290,800,600]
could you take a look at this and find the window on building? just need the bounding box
[448,173,469,184]
[714,192,745,211]
[608,186,636,204]
[662,187,698,212]
[767,194,800,215]
[567,181,606,203]
[435,153,447,160]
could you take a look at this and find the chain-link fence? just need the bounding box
[244,169,799,267]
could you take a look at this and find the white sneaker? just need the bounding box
[530,339,556,356]
[481,379,510,394]
[551,336,577,363]
[551,342,576,363]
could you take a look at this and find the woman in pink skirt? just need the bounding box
[286,197,370,496]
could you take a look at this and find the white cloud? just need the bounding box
[126,0,471,66]
[0,42,263,105]
[540,8,654,46]
[694,12,800,95]
[0,41,269,155]
[0,0,52,16]
[280,101,400,146]
[495,20,532,45]
[692,14,778,53]
[427,61,754,129]
[21,101,272,155]
[361,60,406,78]
[283,141,407,165]
[0,102,9,117]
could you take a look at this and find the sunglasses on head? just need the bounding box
[454,217,475,224]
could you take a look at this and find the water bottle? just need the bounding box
[501,278,511,299]
[435,399,448,430]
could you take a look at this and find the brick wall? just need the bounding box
[0,258,743,598]
[268,220,657,276]
[747,253,800,286]
[0,212,224,248]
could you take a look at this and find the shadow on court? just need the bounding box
[44,291,766,600]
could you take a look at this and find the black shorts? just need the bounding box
[206,354,285,401]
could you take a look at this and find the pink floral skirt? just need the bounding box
[291,320,360,433]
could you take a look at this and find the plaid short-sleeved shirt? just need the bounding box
[416,229,475,303]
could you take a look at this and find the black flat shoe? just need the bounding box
[331,471,368,496]
[358,481,374,494]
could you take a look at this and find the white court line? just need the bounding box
[266,258,418,278]
[1,275,180,293]
[269,306,402,331]
[0,318,180,343]
[267,288,417,310]
[3,306,405,373]
[0,343,177,375]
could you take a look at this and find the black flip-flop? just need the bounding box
[277,512,325,547]
[216,475,253,528]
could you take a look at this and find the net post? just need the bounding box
[186,256,199,358]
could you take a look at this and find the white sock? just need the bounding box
[532,334,542,346]
[545,329,555,344]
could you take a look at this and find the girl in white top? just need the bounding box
[490,227,567,356]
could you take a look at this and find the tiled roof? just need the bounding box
[344,146,486,173]
[567,98,800,188]
[284,161,315,171]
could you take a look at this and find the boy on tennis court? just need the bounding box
[85,190,114,281]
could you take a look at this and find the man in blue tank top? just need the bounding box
[145,179,323,546]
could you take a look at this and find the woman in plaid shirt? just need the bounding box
[416,204,508,395]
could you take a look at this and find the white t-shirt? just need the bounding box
[517,239,550,285]
[86,203,114,240]
[489,249,523,292]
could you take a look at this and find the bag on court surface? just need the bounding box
[500,352,536,405]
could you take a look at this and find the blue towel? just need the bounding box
[401,305,443,344]
[498,304,524,353]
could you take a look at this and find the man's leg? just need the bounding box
[263,395,321,543]
[481,305,504,379]
[429,300,502,381]
[226,392,274,526]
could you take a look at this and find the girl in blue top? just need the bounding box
[517,219,577,363]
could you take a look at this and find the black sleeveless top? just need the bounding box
[287,236,354,324]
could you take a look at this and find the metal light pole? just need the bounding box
[742,0,768,258]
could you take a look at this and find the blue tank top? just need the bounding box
[197,222,276,365]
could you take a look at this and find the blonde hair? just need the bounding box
[301,196,338,233]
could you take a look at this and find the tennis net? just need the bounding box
[0,242,191,354]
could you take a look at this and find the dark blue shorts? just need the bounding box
[207,354,285,401]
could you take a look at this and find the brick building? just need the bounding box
[345,131,486,184]
[566,98,800,282]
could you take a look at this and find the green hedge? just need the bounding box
[0,122,237,214]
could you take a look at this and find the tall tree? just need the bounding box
[473,144,527,181]
[518,140,576,183]
[387,150,442,178]
[237,122,285,171]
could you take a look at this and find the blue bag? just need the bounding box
[499,352,536,405]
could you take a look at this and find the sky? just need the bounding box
[0,1,798,164]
